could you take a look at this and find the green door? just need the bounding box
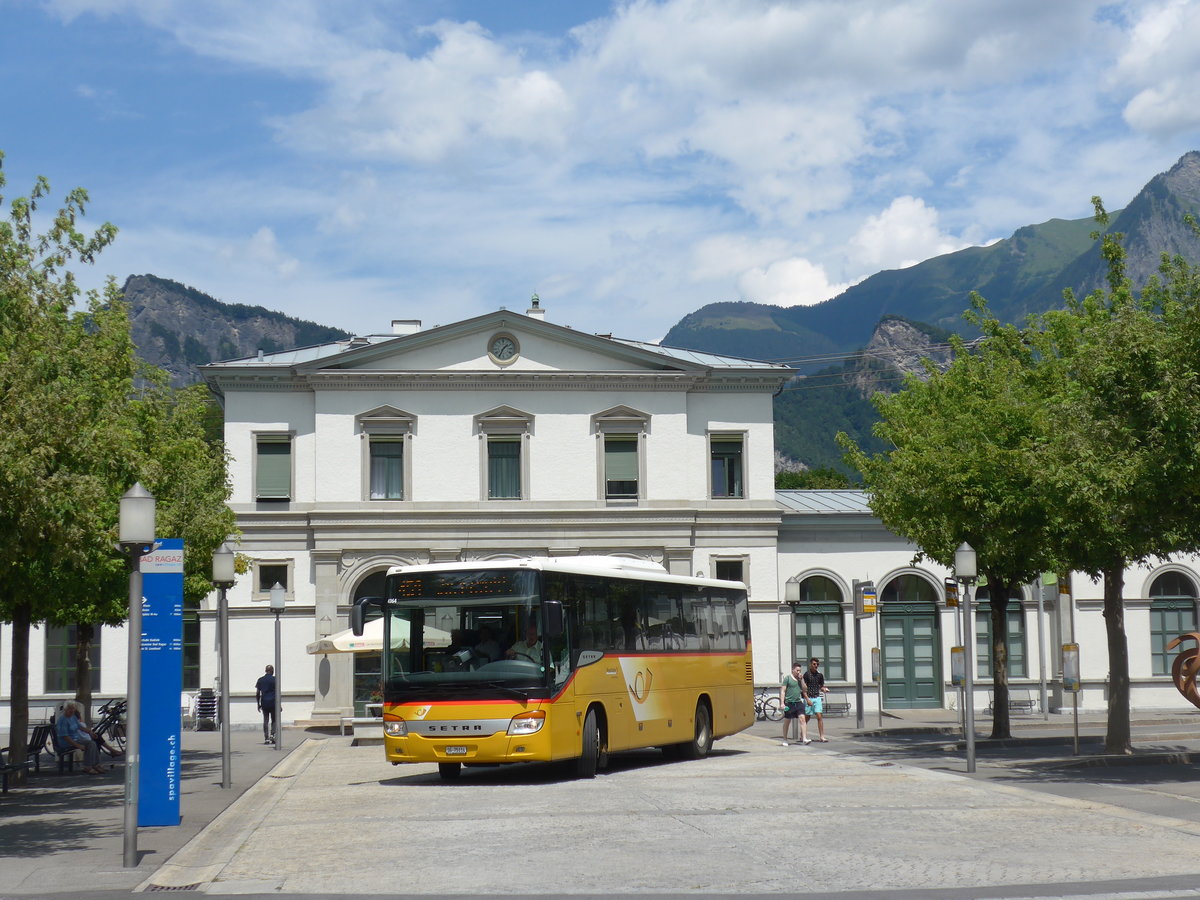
[880,576,943,709]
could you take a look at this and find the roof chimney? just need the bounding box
[526,293,545,320]
[392,319,421,335]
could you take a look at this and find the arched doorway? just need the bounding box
[880,574,942,708]
[351,570,387,716]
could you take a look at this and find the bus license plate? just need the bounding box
[445,746,467,756]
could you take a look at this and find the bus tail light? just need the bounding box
[385,719,408,736]
[507,710,546,735]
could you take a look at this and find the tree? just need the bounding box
[775,467,854,489]
[841,200,1200,751]
[840,301,1064,739]
[0,155,235,775]
[1028,204,1200,752]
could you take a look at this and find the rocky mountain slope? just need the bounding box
[774,316,956,471]
[123,275,350,385]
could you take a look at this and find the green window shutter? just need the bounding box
[256,438,292,499]
[605,435,638,497]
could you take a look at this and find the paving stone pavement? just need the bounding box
[146,728,1200,897]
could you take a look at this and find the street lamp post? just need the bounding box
[270,583,285,752]
[211,544,236,789]
[955,541,978,774]
[117,483,157,868]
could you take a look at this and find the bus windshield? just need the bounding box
[381,568,566,702]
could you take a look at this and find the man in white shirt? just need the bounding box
[507,622,543,663]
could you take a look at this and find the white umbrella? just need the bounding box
[305,618,451,655]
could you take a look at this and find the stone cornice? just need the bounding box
[209,371,787,393]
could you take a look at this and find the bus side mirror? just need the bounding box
[350,602,365,636]
[544,600,564,637]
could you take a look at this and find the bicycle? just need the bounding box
[91,697,127,753]
[754,690,783,721]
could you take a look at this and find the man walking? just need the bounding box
[255,664,277,745]
[802,657,830,743]
[779,661,809,745]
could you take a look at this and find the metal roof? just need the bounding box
[207,335,395,367]
[775,489,874,514]
[612,338,794,370]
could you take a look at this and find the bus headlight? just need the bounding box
[507,710,546,735]
[385,719,408,736]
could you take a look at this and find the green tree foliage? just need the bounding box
[841,200,1200,751]
[0,155,234,773]
[775,467,854,490]
[840,303,1063,739]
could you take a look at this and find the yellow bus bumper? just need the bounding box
[385,729,557,765]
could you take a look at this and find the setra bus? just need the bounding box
[349,555,754,780]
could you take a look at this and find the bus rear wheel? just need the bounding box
[438,762,462,781]
[679,700,713,761]
[575,709,602,779]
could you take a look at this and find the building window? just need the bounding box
[487,437,522,499]
[604,435,638,499]
[183,599,200,690]
[44,625,101,693]
[253,560,294,601]
[710,434,744,498]
[1150,571,1198,676]
[974,587,1026,678]
[357,406,415,502]
[791,575,845,679]
[255,434,292,500]
[369,438,404,500]
[713,558,744,583]
[592,407,650,502]
[475,406,533,501]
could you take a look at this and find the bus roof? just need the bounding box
[384,556,747,591]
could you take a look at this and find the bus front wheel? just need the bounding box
[576,709,602,779]
[679,700,713,761]
[438,762,462,781]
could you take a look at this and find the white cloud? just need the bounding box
[738,257,853,308]
[848,196,970,272]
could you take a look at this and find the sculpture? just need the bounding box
[1166,632,1200,710]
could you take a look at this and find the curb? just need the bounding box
[134,738,325,893]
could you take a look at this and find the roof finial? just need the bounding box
[526,293,546,320]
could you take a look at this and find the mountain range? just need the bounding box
[120,152,1200,473]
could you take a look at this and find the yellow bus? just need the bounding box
[350,556,754,780]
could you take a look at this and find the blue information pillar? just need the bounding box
[139,538,184,827]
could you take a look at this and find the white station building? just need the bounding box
[2,300,1197,727]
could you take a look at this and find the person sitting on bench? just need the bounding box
[56,702,104,774]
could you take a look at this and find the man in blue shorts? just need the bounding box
[802,657,830,742]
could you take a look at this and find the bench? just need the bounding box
[0,746,36,792]
[340,716,383,735]
[45,724,79,773]
[823,693,851,717]
[986,689,1038,716]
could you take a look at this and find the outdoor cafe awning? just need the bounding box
[305,617,451,655]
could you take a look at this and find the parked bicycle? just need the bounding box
[91,697,127,753]
[754,690,783,721]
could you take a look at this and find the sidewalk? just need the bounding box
[3,708,1199,897]
[0,725,317,895]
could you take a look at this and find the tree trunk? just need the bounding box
[1103,562,1132,754]
[988,577,1011,740]
[75,622,95,722]
[8,602,32,780]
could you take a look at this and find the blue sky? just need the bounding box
[4,0,1200,342]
